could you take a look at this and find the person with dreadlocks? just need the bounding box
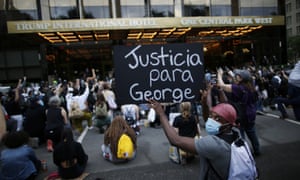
[101,115,137,163]
[53,127,88,179]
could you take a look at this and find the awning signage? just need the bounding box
[7,16,284,34]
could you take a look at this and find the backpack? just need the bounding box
[228,138,258,180]
[69,101,84,119]
[95,103,108,118]
[210,129,258,180]
[117,134,134,159]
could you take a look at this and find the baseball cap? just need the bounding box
[234,69,252,81]
[211,103,237,125]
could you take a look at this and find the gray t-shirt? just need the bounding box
[195,135,231,180]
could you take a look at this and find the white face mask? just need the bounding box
[205,118,222,135]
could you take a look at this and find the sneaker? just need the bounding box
[47,139,53,152]
[256,111,265,115]
[280,114,289,119]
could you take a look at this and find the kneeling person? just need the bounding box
[101,116,137,163]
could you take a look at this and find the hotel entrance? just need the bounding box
[41,25,285,82]
[45,43,114,81]
[1,16,286,83]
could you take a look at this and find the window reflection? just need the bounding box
[2,0,38,20]
[83,0,110,18]
[49,0,79,19]
[210,0,231,16]
[121,0,145,17]
[184,0,209,16]
[240,0,278,16]
[151,0,174,17]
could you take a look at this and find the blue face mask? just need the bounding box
[205,118,222,135]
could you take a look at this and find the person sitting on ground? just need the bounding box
[4,78,24,131]
[101,116,137,163]
[94,93,111,134]
[66,80,92,133]
[102,82,117,117]
[23,95,47,147]
[45,95,69,152]
[148,99,239,179]
[0,130,42,180]
[172,101,200,163]
[121,103,140,135]
[53,127,88,179]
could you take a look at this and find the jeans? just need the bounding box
[10,114,23,131]
[240,121,261,155]
[95,116,111,133]
[273,83,300,121]
[256,98,264,112]
[273,97,288,117]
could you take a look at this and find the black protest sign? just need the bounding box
[113,43,204,104]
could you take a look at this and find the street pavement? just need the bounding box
[35,107,300,180]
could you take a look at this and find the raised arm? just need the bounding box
[86,68,96,82]
[217,68,232,93]
[14,78,23,102]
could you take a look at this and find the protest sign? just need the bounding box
[113,43,204,104]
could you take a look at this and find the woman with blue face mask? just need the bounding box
[148,99,238,180]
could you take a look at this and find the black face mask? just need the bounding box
[218,123,232,134]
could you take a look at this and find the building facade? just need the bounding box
[286,0,300,36]
[285,0,300,62]
[0,0,286,83]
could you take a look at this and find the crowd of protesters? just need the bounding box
[0,61,299,179]
[204,62,300,121]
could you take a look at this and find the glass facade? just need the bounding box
[83,0,110,18]
[151,0,174,17]
[184,0,209,16]
[210,0,231,16]
[1,0,38,20]
[240,0,278,16]
[121,0,146,18]
[0,0,282,20]
[49,0,79,19]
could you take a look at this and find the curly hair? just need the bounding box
[2,130,29,148]
[104,115,136,158]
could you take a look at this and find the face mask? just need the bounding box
[205,118,222,135]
